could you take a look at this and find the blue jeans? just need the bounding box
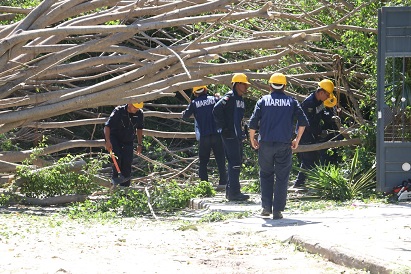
[258,141,292,212]
[199,134,227,184]
[221,136,243,195]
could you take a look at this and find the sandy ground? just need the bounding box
[0,207,367,274]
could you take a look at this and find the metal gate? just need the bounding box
[377,7,411,192]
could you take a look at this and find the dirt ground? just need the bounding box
[0,205,370,274]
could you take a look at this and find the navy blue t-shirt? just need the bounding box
[105,104,144,144]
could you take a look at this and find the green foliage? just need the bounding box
[357,123,377,156]
[382,0,411,7]
[0,0,41,24]
[198,211,251,223]
[241,179,260,194]
[305,164,353,201]
[152,180,215,212]
[65,200,118,221]
[384,57,411,131]
[240,143,259,179]
[17,153,106,199]
[66,180,215,218]
[304,149,376,201]
[100,188,150,217]
[1,0,40,7]
[0,192,14,207]
[105,20,120,26]
[0,134,19,151]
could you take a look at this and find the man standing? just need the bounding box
[293,79,335,188]
[104,102,144,187]
[182,86,227,189]
[213,73,250,201]
[249,73,308,219]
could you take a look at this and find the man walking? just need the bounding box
[249,73,308,219]
[213,73,250,201]
[182,86,227,189]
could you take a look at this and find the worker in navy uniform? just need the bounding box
[213,73,250,201]
[249,73,308,219]
[293,79,335,188]
[319,95,343,165]
[104,102,144,187]
[182,86,227,189]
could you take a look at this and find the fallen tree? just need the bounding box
[0,0,378,194]
[0,0,374,133]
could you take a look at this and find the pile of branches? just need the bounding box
[0,0,375,185]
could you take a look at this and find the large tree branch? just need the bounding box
[293,138,361,153]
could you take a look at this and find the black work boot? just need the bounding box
[260,208,272,216]
[272,211,283,220]
[227,193,250,201]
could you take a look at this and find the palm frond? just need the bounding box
[300,147,377,201]
[350,164,377,196]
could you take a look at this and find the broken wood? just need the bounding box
[293,138,361,153]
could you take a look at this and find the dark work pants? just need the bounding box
[258,141,292,212]
[295,150,320,187]
[198,134,227,185]
[221,136,243,196]
[111,139,134,187]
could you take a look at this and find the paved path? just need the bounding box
[191,194,411,274]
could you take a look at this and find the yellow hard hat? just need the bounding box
[324,94,337,108]
[269,73,287,85]
[231,73,251,84]
[132,102,144,108]
[318,79,334,93]
[192,86,207,94]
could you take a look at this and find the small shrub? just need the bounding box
[304,148,376,201]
